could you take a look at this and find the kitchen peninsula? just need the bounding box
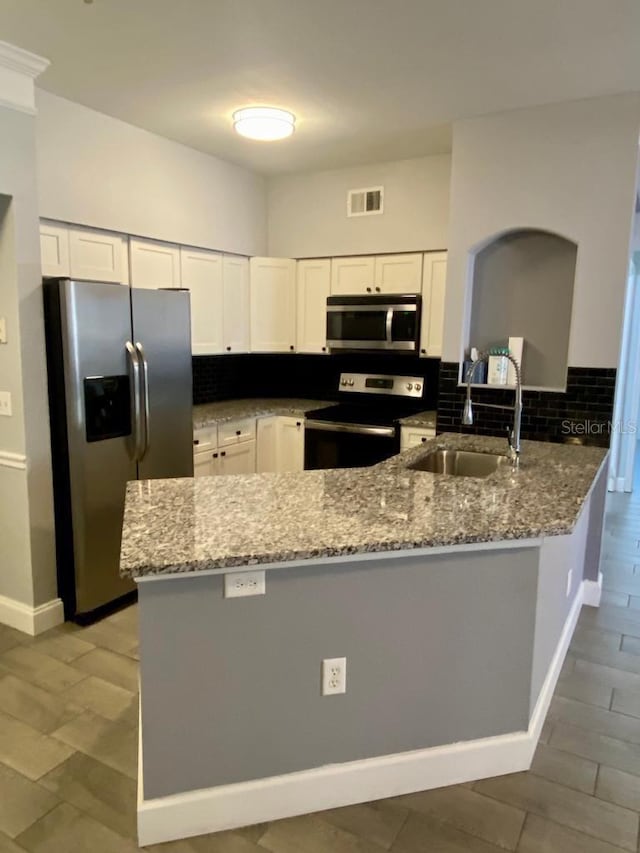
[123,434,608,847]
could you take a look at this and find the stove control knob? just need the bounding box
[347,379,355,387]
[415,383,422,392]
[340,379,348,386]
[406,383,414,391]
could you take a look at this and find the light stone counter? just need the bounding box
[193,398,334,430]
[121,433,607,579]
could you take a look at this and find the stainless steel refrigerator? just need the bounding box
[44,278,194,621]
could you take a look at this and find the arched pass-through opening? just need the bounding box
[466,229,577,389]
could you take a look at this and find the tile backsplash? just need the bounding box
[436,362,616,447]
[193,354,441,409]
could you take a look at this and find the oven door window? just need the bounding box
[327,310,387,343]
[305,427,399,470]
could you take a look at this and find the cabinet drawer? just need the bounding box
[218,417,256,446]
[193,426,218,452]
[400,426,436,451]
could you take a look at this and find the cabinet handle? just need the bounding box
[375,286,381,293]
[322,346,326,352]
[421,348,426,354]
[213,452,218,458]
[193,439,200,446]
[226,346,231,352]
[296,421,301,427]
[236,430,241,436]
[221,451,226,457]
[290,345,294,351]
[366,287,372,293]
[421,437,427,443]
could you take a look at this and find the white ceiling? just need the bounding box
[1,0,640,176]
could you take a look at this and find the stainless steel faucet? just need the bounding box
[462,352,523,464]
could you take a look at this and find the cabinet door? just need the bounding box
[219,441,256,476]
[277,417,305,472]
[69,226,129,284]
[180,247,223,355]
[256,416,278,473]
[374,253,423,294]
[330,256,375,295]
[130,237,181,290]
[297,259,331,354]
[400,426,436,451]
[40,221,70,277]
[222,255,250,353]
[194,450,217,477]
[250,257,297,353]
[420,251,447,358]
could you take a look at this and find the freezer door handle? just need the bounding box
[125,341,144,462]
[135,342,151,460]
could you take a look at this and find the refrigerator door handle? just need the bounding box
[135,342,151,460]
[125,341,144,462]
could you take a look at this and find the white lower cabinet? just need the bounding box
[400,425,436,451]
[194,450,217,477]
[256,415,304,473]
[219,441,256,476]
[256,417,278,473]
[277,417,305,472]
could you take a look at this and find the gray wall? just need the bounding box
[139,548,538,799]
[469,230,576,389]
[0,106,57,607]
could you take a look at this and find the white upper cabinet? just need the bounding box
[130,237,181,290]
[222,254,250,353]
[69,226,129,284]
[374,253,423,294]
[180,247,223,355]
[330,256,376,295]
[250,257,297,353]
[296,259,330,354]
[40,221,70,278]
[420,251,447,358]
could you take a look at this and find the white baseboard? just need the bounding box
[137,582,584,847]
[0,594,64,636]
[583,572,603,608]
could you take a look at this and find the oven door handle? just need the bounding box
[305,420,396,438]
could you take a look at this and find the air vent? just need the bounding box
[347,186,384,217]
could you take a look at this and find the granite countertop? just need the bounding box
[193,399,334,429]
[397,410,437,428]
[121,433,607,579]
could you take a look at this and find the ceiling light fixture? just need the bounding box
[232,107,295,141]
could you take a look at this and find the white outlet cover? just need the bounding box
[322,657,347,695]
[224,570,265,598]
[566,568,573,598]
[0,391,12,417]
[0,317,6,344]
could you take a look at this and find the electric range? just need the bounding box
[304,372,427,470]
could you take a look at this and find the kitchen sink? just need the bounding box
[407,449,511,478]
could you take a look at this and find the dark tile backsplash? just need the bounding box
[193,354,441,410]
[436,362,616,447]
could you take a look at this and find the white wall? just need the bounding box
[267,155,450,258]
[443,94,640,367]
[36,90,267,257]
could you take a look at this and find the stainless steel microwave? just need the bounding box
[326,294,421,353]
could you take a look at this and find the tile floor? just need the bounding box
[2,485,640,851]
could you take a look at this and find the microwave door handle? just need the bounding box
[385,308,393,345]
[125,341,143,462]
[135,342,151,460]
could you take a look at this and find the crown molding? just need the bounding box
[0,41,49,78]
[0,40,49,115]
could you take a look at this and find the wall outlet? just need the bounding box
[0,317,6,344]
[224,570,265,598]
[566,567,573,598]
[0,391,12,417]
[322,657,347,695]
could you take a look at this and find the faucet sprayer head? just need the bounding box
[462,397,474,425]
